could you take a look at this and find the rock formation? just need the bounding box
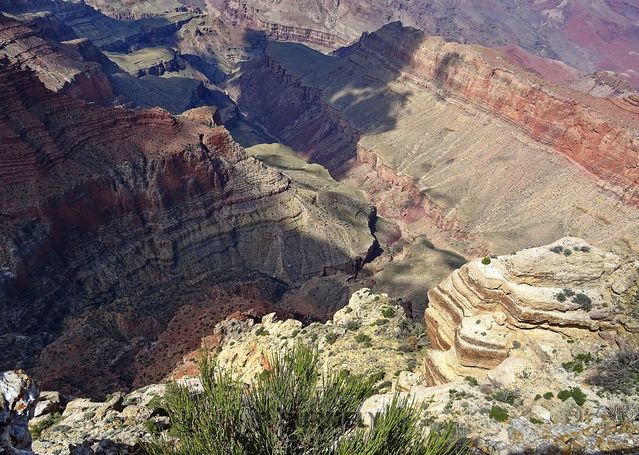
[211,0,639,88]
[0,61,376,397]
[0,370,39,454]
[424,237,639,384]
[227,22,639,266]
[0,15,113,103]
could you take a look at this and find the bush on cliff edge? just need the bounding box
[144,344,466,455]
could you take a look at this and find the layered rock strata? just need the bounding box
[0,15,113,103]
[227,22,639,258]
[0,61,375,396]
[424,237,639,384]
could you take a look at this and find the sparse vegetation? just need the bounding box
[373,318,389,326]
[604,401,639,424]
[557,387,587,406]
[562,352,593,374]
[464,376,478,387]
[255,326,269,336]
[550,246,564,254]
[543,392,554,400]
[529,417,544,425]
[381,307,396,318]
[572,293,592,311]
[325,332,339,344]
[491,388,520,406]
[488,405,509,422]
[345,321,362,331]
[588,350,639,396]
[144,345,466,455]
[30,413,64,439]
[355,334,372,344]
[481,257,491,265]
[555,292,567,302]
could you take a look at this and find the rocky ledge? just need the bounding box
[15,238,639,454]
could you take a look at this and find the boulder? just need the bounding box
[0,370,39,453]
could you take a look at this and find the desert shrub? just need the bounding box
[588,350,639,396]
[373,318,389,326]
[481,257,491,265]
[144,345,466,455]
[491,388,520,406]
[572,293,592,311]
[557,387,587,406]
[30,413,64,440]
[604,401,639,424]
[355,334,372,344]
[325,332,338,345]
[555,292,567,302]
[345,321,362,331]
[580,246,591,253]
[488,405,509,422]
[550,246,563,254]
[563,289,576,297]
[381,307,396,318]
[255,327,269,336]
[563,249,573,257]
[562,353,593,374]
[529,417,544,425]
[543,392,554,400]
[464,376,478,387]
[343,307,353,314]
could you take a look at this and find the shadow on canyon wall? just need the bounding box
[228,24,430,177]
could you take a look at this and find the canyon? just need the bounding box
[0,60,376,397]
[0,1,638,453]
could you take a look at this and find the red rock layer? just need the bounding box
[0,62,375,397]
[0,15,113,103]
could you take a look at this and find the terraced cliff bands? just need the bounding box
[0,62,376,397]
[228,22,639,258]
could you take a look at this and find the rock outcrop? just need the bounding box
[0,61,376,397]
[0,15,113,103]
[0,370,39,454]
[424,237,639,384]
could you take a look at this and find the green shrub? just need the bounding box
[534,394,542,401]
[563,289,576,297]
[373,318,389,326]
[550,246,563,254]
[345,321,362,331]
[491,388,520,406]
[355,334,372,344]
[30,413,64,440]
[255,327,269,336]
[572,293,592,311]
[343,307,353,314]
[325,332,339,344]
[557,387,587,406]
[488,405,509,422]
[381,307,396,318]
[529,417,544,425]
[562,353,593,374]
[464,376,478,387]
[555,292,567,302]
[563,249,573,257]
[481,257,491,265]
[543,392,554,400]
[144,345,467,455]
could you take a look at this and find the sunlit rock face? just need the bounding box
[0,61,376,397]
[424,237,639,384]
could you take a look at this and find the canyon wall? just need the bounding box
[227,22,639,257]
[0,62,375,396]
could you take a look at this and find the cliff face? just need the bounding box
[212,0,639,88]
[227,22,639,258]
[0,15,113,103]
[424,237,639,384]
[0,62,375,397]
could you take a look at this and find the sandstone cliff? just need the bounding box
[0,61,376,397]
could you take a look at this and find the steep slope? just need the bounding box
[0,14,113,103]
[0,61,376,397]
[211,0,639,87]
[227,22,639,262]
